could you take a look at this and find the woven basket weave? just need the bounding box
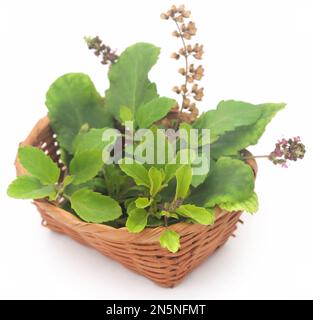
[15,116,257,288]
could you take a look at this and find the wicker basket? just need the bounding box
[15,117,257,288]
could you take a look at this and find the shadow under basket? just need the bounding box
[15,117,257,288]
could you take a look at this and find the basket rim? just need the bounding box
[15,116,258,239]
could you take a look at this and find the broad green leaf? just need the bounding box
[69,150,103,185]
[46,73,113,153]
[211,102,286,158]
[63,175,74,188]
[73,127,117,155]
[148,167,163,197]
[18,146,60,185]
[135,197,152,208]
[89,177,107,193]
[176,204,215,225]
[126,200,137,214]
[147,215,164,227]
[64,177,106,196]
[126,208,148,233]
[189,158,255,207]
[164,164,183,184]
[175,165,192,200]
[169,213,179,219]
[160,211,179,219]
[190,155,215,188]
[105,43,160,118]
[119,106,133,123]
[159,229,181,253]
[119,160,150,187]
[103,164,132,197]
[163,149,196,185]
[191,172,208,188]
[219,192,259,214]
[7,176,55,199]
[70,189,122,223]
[193,100,262,143]
[136,97,176,128]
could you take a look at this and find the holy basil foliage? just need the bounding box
[8,42,285,253]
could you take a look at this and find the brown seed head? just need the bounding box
[194,65,204,80]
[161,5,203,124]
[182,10,191,18]
[176,15,184,23]
[180,84,188,93]
[160,13,169,20]
[179,48,186,56]
[194,88,204,101]
[172,86,181,94]
[183,32,192,40]
[178,67,186,75]
[186,44,193,53]
[177,5,185,13]
[171,52,180,60]
[187,22,197,35]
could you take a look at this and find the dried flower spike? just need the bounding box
[84,36,118,65]
[161,5,204,124]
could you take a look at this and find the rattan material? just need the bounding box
[15,117,257,288]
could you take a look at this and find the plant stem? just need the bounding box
[164,216,168,227]
[62,193,71,201]
[243,155,270,160]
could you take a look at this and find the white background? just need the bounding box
[0,0,312,300]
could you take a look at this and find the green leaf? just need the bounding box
[105,43,160,118]
[46,73,113,153]
[176,204,215,225]
[119,160,150,187]
[148,167,163,197]
[163,149,196,184]
[175,165,192,200]
[219,192,259,214]
[211,102,286,158]
[160,211,179,219]
[72,127,117,155]
[126,200,137,214]
[119,106,133,123]
[63,175,74,188]
[7,176,55,199]
[189,158,255,207]
[136,97,176,128]
[164,164,183,184]
[147,215,164,227]
[18,146,60,185]
[135,197,152,208]
[190,154,215,188]
[159,230,181,253]
[69,150,103,185]
[191,172,208,188]
[64,177,106,196]
[126,208,148,233]
[70,189,122,223]
[193,100,263,143]
[103,164,131,197]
